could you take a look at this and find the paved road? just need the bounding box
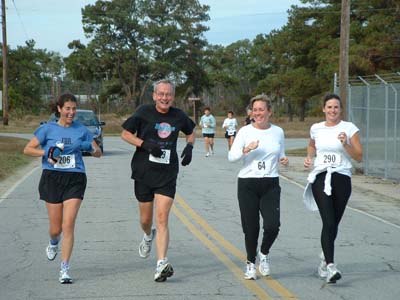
[0,136,399,300]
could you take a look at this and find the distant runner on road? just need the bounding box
[199,106,216,157]
[222,111,238,150]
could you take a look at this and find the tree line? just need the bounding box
[1,0,399,119]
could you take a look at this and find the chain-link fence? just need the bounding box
[337,73,400,181]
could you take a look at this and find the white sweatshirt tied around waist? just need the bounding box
[303,165,347,211]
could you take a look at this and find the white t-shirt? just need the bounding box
[310,120,359,177]
[228,124,285,178]
[222,118,238,135]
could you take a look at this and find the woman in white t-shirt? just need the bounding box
[228,95,288,280]
[303,93,362,284]
[222,111,238,150]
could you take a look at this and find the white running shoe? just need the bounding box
[46,243,58,261]
[139,228,156,258]
[318,252,328,278]
[258,251,270,276]
[326,263,342,283]
[244,262,257,280]
[59,266,72,284]
[205,152,210,157]
[154,259,174,282]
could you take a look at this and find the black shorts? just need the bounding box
[39,170,87,204]
[203,133,215,138]
[134,179,176,202]
[225,131,236,138]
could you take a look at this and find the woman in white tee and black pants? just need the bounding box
[228,94,288,280]
[304,93,363,284]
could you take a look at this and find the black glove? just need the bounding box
[180,143,193,166]
[141,141,163,158]
[47,146,63,163]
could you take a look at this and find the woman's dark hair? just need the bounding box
[51,93,77,117]
[323,93,341,107]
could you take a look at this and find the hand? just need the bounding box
[141,141,163,158]
[244,140,259,153]
[80,141,94,152]
[47,144,64,164]
[247,140,259,150]
[304,157,313,169]
[338,132,347,145]
[181,143,193,166]
[280,156,289,166]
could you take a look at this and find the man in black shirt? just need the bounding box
[121,79,196,282]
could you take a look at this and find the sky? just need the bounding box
[6,0,303,57]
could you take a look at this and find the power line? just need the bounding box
[9,0,29,36]
[11,0,29,40]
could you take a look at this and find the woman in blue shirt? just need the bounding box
[199,107,216,157]
[24,93,102,284]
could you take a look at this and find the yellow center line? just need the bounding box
[175,194,298,300]
[172,204,273,300]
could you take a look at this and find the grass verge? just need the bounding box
[0,137,33,181]
[285,147,307,157]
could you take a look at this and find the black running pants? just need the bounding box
[311,172,351,264]
[237,177,281,263]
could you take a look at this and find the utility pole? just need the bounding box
[188,97,201,124]
[339,0,350,120]
[1,0,8,125]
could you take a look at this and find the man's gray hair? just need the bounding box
[153,79,175,94]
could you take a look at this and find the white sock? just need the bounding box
[157,258,168,265]
[144,231,153,241]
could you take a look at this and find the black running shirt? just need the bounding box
[122,104,195,187]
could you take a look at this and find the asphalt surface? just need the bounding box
[0,136,399,300]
